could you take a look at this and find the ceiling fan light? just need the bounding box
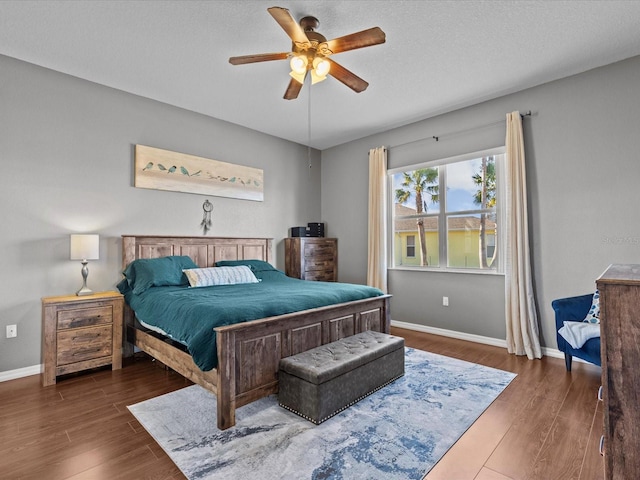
[310,69,328,85]
[313,57,330,77]
[289,70,306,85]
[289,55,308,75]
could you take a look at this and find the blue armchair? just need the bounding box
[551,293,601,371]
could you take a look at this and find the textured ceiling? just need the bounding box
[2,1,640,149]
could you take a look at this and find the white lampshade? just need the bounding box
[289,54,308,75]
[311,69,327,85]
[289,69,307,85]
[311,57,330,85]
[70,234,100,261]
[313,57,330,77]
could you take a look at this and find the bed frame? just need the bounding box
[121,235,391,430]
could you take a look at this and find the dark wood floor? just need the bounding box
[0,327,604,480]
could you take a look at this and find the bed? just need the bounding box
[121,235,391,430]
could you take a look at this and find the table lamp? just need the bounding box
[70,234,99,296]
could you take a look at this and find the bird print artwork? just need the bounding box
[135,145,263,201]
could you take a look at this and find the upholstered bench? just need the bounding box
[278,330,405,424]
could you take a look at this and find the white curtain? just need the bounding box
[367,147,388,292]
[504,112,542,359]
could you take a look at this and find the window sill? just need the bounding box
[389,266,504,276]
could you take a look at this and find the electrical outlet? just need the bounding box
[6,324,17,338]
[442,296,449,307]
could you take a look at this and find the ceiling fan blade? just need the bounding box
[229,52,289,65]
[284,77,304,100]
[319,27,386,55]
[327,58,369,93]
[268,6,310,47]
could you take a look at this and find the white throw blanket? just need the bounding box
[558,321,600,349]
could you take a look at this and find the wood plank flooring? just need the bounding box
[0,328,604,480]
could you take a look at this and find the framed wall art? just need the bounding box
[134,145,264,202]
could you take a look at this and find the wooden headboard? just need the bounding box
[122,235,273,269]
[121,235,274,358]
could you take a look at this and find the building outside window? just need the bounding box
[389,148,504,272]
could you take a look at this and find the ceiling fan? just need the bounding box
[228,6,386,100]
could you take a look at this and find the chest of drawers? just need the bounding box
[597,264,640,479]
[285,237,338,282]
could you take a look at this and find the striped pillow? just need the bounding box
[182,266,260,288]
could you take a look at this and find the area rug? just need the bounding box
[128,348,516,480]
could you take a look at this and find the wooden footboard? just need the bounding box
[215,294,391,429]
[121,235,391,430]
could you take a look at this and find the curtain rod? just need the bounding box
[389,110,532,149]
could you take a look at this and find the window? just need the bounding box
[406,235,416,258]
[389,148,504,272]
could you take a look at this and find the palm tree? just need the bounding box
[395,168,439,266]
[472,156,496,268]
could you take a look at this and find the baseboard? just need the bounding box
[0,364,42,383]
[0,328,577,384]
[541,346,566,360]
[390,319,575,362]
[391,319,508,349]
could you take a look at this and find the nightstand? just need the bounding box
[42,291,124,387]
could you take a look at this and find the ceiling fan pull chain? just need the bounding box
[308,80,312,176]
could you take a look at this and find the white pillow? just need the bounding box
[583,290,600,324]
[183,266,259,288]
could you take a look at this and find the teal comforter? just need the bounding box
[120,270,384,371]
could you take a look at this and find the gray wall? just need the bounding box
[3,52,639,374]
[0,55,321,373]
[322,55,640,349]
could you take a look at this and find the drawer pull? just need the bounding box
[598,385,603,401]
[599,435,605,456]
[72,333,102,341]
[73,348,103,356]
[75,315,101,323]
[68,315,105,328]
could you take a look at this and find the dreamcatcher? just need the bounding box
[201,199,213,234]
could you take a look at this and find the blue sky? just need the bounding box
[393,157,486,213]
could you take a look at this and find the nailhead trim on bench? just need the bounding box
[278,373,404,425]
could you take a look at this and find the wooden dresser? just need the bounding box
[285,237,338,281]
[597,264,640,480]
[42,291,124,386]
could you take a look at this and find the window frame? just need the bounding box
[388,146,506,274]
